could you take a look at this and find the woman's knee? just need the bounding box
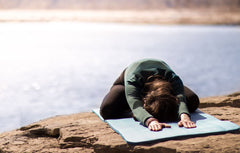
[187,93,200,109]
[100,85,126,119]
[113,69,126,86]
[184,86,200,112]
[100,105,111,119]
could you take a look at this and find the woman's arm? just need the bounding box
[125,82,153,126]
[167,71,190,117]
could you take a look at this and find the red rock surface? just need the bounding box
[0,92,240,153]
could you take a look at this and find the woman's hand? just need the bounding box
[178,113,196,128]
[148,120,171,131]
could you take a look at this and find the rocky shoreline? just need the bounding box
[0,91,240,153]
[0,10,240,25]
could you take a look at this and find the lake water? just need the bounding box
[0,22,239,133]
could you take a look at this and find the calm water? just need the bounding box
[0,22,239,133]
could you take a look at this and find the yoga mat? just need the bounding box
[93,109,240,144]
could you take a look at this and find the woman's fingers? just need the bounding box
[189,121,196,128]
[153,123,162,131]
[148,121,171,131]
[178,120,196,128]
[178,121,183,127]
[179,114,196,128]
[149,120,196,131]
[148,122,162,131]
[185,121,196,128]
[162,123,171,128]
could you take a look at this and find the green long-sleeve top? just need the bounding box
[124,59,189,126]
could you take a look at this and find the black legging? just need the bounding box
[100,69,200,120]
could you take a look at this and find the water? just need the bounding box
[0,22,239,133]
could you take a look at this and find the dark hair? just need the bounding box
[142,75,178,122]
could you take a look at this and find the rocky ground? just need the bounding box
[0,91,240,153]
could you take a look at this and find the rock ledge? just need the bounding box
[0,92,240,153]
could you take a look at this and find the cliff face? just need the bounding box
[0,92,240,153]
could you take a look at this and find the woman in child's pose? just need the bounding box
[100,59,199,131]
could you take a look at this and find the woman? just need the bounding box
[100,59,199,131]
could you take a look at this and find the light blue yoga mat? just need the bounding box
[93,109,240,144]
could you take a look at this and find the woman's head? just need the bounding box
[142,76,178,122]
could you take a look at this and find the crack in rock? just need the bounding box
[59,135,98,149]
[200,95,240,108]
[93,144,177,153]
[19,124,42,131]
[21,125,60,138]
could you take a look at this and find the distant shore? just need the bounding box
[0,9,240,25]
